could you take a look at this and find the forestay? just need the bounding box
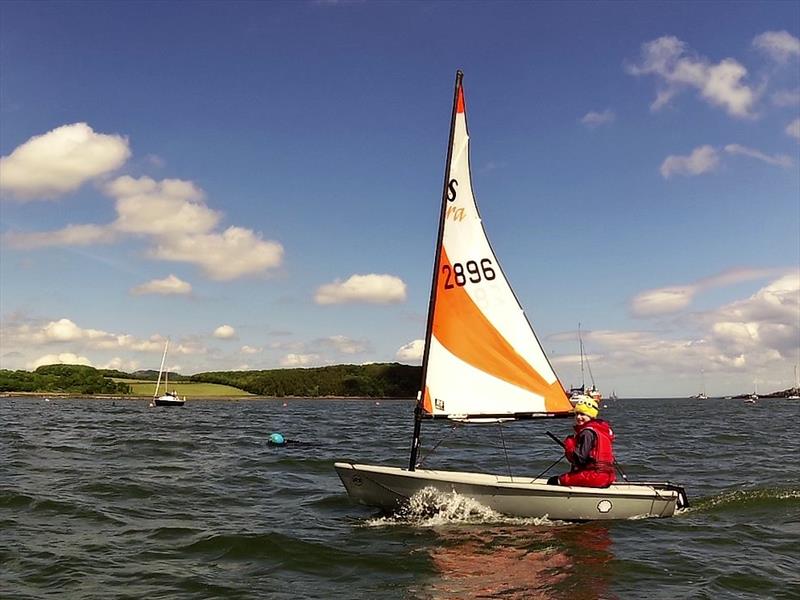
[419,74,573,420]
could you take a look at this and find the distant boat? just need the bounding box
[745,380,758,404]
[569,323,602,406]
[609,389,618,401]
[692,369,708,399]
[789,365,800,400]
[151,339,185,407]
[334,71,687,521]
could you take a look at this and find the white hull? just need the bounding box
[335,462,684,521]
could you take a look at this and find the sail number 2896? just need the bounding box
[442,259,496,289]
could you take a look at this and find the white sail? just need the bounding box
[420,76,572,419]
[153,339,169,399]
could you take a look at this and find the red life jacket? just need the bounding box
[574,419,616,473]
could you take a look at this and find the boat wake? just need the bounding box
[362,486,562,528]
[683,486,800,514]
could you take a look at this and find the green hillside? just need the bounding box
[116,379,251,397]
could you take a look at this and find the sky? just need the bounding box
[1,0,798,398]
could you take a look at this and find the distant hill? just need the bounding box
[1,362,421,398]
[101,369,189,381]
[191,363,421,398]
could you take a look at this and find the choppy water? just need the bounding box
[1,396,798,599]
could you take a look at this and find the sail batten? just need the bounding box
[417,72,572,420]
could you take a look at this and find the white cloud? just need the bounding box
[148,226,284,280]
[705,272,799,359]
[28,353,94,369]
[213,325,237,339]
[786,118,800,141]
[241,345,262,354]
[280,353,319,367]
[631,287,695,317]
[630,267,786,318]
[100,357,141,371]
[627,36,758,118]
[660,145,720,178]
[107,175,220,235]
[1,316,166,354]
[753,30,800,64]
[0,123,130,200]
[2,224,117,250]
[580,109,615,128]
[2,132,285,282]
[772,88,800,107]
[317,335,368,354]
[396,339,424,362]
[315,274,407,305]
[131,274,192,296]
[723,144,792,167]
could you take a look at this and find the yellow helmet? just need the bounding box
[574,397,599,419]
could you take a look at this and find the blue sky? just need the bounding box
[1,1,798,397]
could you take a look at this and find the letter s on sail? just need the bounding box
[446,178,458,202]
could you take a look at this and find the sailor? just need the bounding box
[547,397,616,488]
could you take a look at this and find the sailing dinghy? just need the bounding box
[335,72,687,520]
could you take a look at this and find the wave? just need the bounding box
[0,490,124,525]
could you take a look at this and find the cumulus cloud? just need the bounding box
[396,339,424,362]
[280,353,319,367]
[107,175,219,235]
[148,226,284,281]
[753,30,800,64]
[630,267,786,317]
[1,317,166,354]
[28,352,93,369]
[660,145,720,178]
[580,109,615,128]
[554,271,797,389]
[213,325,237,339]
[131,274,192,296]
[705,272,799,360]
[786,118,800,141]
[627,36,758,118]
[3,224,117,249]
[240,345,262,354]
[0,123,130,200]
[3,126,285,282]
[315,274,407,305]
[723,144,792,167]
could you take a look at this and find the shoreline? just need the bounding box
[0,392,414,401]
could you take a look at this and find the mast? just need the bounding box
[578,323,585,391]
[408,70,463,472]
[154,339,169,398]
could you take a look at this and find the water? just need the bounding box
[2,397,798,599]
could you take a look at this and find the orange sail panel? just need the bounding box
[431,247,566,410]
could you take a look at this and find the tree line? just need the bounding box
[0,362,422,398]
[0,365,132,395]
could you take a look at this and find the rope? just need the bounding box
[416,423,461,468]
[533,455,566,481]
[497,422,513,481]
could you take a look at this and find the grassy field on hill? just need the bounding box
[112,379,252,397]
